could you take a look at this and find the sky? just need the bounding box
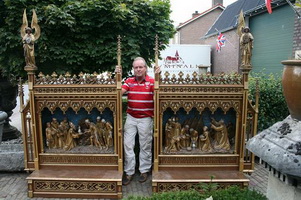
[170,0,238,26]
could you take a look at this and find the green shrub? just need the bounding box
[209,186,267,200]
[123,186,267,200]
[249,72,289,132]
[125,190,203,200]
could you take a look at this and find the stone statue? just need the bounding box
[64,122,79,151]
[240,27,254,66]
[199,126,213,152]
[211,119,231,151]
[20,9,40,68]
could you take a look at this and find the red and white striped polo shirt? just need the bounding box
[122,75,154,118]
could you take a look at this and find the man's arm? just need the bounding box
[121,88,127,95]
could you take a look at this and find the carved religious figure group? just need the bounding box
[164,116,231,153]
[45,117,113,151]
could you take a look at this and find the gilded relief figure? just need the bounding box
[104,121,113,148]
[211,119,231,151]
[166,135,182,152]
[171,117,181,138]
[240,27,254,66]
[211,118,221,142]
[190,128,198,148]
[20,9,40,68]
[165,118,173,147]
[60,118,70,140]
[45,118,113,151]
[85,119,102,149]
[199,126,213,152]
[96,117,105,146]
[185,129,191,149]
[57,124,66,149]
[180,125,189,148]
[166,117,183,152]
[50,118,59,148]
[64,122,79,151]
[45,122,54,149]
[55,118,69,149]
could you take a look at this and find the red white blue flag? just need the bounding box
[216,32,226,52]
[265,0,272,14]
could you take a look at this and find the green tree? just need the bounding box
[0,0,175,79]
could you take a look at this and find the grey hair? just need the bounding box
[132,57,148,75]
[132,57,147,67]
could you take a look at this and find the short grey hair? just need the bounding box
[132,57,148,74]
[132,57,147,67]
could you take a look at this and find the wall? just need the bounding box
[250,5,294,74]
[178,9,223,45]
[204,29,240,74]
[293,8,301,57]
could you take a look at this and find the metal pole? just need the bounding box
[215,28,237,49]
[285,0,301,18]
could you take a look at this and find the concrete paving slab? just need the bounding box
[0,162,268,200]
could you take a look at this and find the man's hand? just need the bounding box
[154,66,161,74]
[115,65,122,74]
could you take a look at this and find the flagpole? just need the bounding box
[285,0,301,18]
[215,28,236,49]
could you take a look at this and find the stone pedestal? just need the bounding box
[267,173,301,200]
[247,116,300,177]
[247,115,301,200]
[0,139,24,171]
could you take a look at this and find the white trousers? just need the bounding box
[124,114,153,176]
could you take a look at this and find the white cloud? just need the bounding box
[170,0,238,26]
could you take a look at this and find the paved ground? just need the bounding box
[246,161,269,195]
[0,85,269,199]
[0,161,268,200]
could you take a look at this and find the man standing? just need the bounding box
[116,57,159,185]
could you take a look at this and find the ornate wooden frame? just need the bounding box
[153,70,258,170]
[20,38,124,199]
[152,35,259,192]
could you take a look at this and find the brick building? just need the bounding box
[175,4,224,45]
[176,0,298,74]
